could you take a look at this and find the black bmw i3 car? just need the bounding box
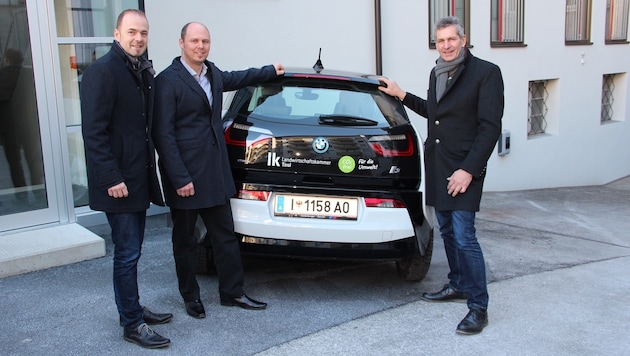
[196,64,435,281]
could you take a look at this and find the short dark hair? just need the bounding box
[435,16,465,38]
[180,22,209,40]
[4,48,24,65]
[116,9,147,30]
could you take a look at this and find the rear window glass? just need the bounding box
[228,80,409,127]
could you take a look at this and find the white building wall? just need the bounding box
[147,0,376,75]
[145,0,630,192]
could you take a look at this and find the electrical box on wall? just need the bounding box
[498,129,510,156]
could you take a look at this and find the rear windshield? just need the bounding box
[227,79,410,127]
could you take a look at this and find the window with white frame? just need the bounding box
[491,0,525,46]
[605,0,630,43]
[528,80,548,136]
[55,0,143,207]
[565,0,592,43]
[429,0,470,48]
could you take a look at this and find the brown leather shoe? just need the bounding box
[420,284,468,302]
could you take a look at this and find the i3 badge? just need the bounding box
[312,137,329,154]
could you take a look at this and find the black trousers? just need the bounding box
[170,204,245,303]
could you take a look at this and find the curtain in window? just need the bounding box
[566,0,590,41]
[430,0,467,43]
[607,0,629,41]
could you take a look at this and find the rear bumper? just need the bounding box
[230,196,415,244]
[237,234,420,260]
[230,195,422,260]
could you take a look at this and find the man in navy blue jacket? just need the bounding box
[153,22,284,319]
[81,9,171,349]
[379,16,504,335]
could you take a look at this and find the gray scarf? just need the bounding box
[434,48,466,102]
[115,41,156,76]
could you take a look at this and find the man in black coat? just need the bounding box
[153,22,284,318]
[80,9,172,349]
[379,16,504,335]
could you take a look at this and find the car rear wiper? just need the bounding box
[318,115,378,126]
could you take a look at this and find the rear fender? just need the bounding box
[413,124,435,230]
[412,123,435,254]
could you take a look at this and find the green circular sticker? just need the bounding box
[338,156,356,173]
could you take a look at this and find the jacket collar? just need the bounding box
[172,56,212,108]
[110,40,155,76]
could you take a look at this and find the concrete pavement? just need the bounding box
[260,255,630,355]
[260,176,630,355]
[0,176,629,355]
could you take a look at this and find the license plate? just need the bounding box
[274,194,359,220]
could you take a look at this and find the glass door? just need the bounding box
[53,0,141,210]
[0,0,60,232]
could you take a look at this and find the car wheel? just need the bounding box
[396,231,433,282]
[194,216,216,275]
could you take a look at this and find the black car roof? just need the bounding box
[280,67,382,85]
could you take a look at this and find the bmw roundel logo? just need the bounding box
[312,137,329,154]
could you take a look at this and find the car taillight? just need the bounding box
[367,132,414,157]
[364,198,406,208]
[224,122,272,148]
[237,190,270,201]
[224,123,247,147]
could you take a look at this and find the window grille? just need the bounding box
[492,0,525,44]
[566,0,592,42]
[606,0,630,42]
[601,74,615,122]
[528,81,548,136]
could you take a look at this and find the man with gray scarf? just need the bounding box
[379,16,504,335]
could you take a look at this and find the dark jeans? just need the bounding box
[435,210,488,310]
[107,211,146,328]
[170,204,245,303]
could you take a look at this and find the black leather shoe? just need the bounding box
[123,323,170,349]
[220,294,267,310]
[456,308,488,335]
[420,284,468,303]
[185,299,206,319]
[119,307,173,326]
[142,306,173,324]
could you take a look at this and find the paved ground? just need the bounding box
[1,177,629,355]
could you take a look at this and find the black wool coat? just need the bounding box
[153,57,278,210]
[80,41,164,213]
[402,49,504,211]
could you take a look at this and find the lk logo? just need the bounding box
[267,152,281,167]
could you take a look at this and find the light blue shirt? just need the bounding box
[181,58,213,107]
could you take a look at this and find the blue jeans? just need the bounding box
[435,210,488,310]
[107,212,146,328]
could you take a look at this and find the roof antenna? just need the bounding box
[313,48,324,73]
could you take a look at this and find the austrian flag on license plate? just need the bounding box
[274,194,359,220]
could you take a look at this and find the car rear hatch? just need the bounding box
[223,73,421,191]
